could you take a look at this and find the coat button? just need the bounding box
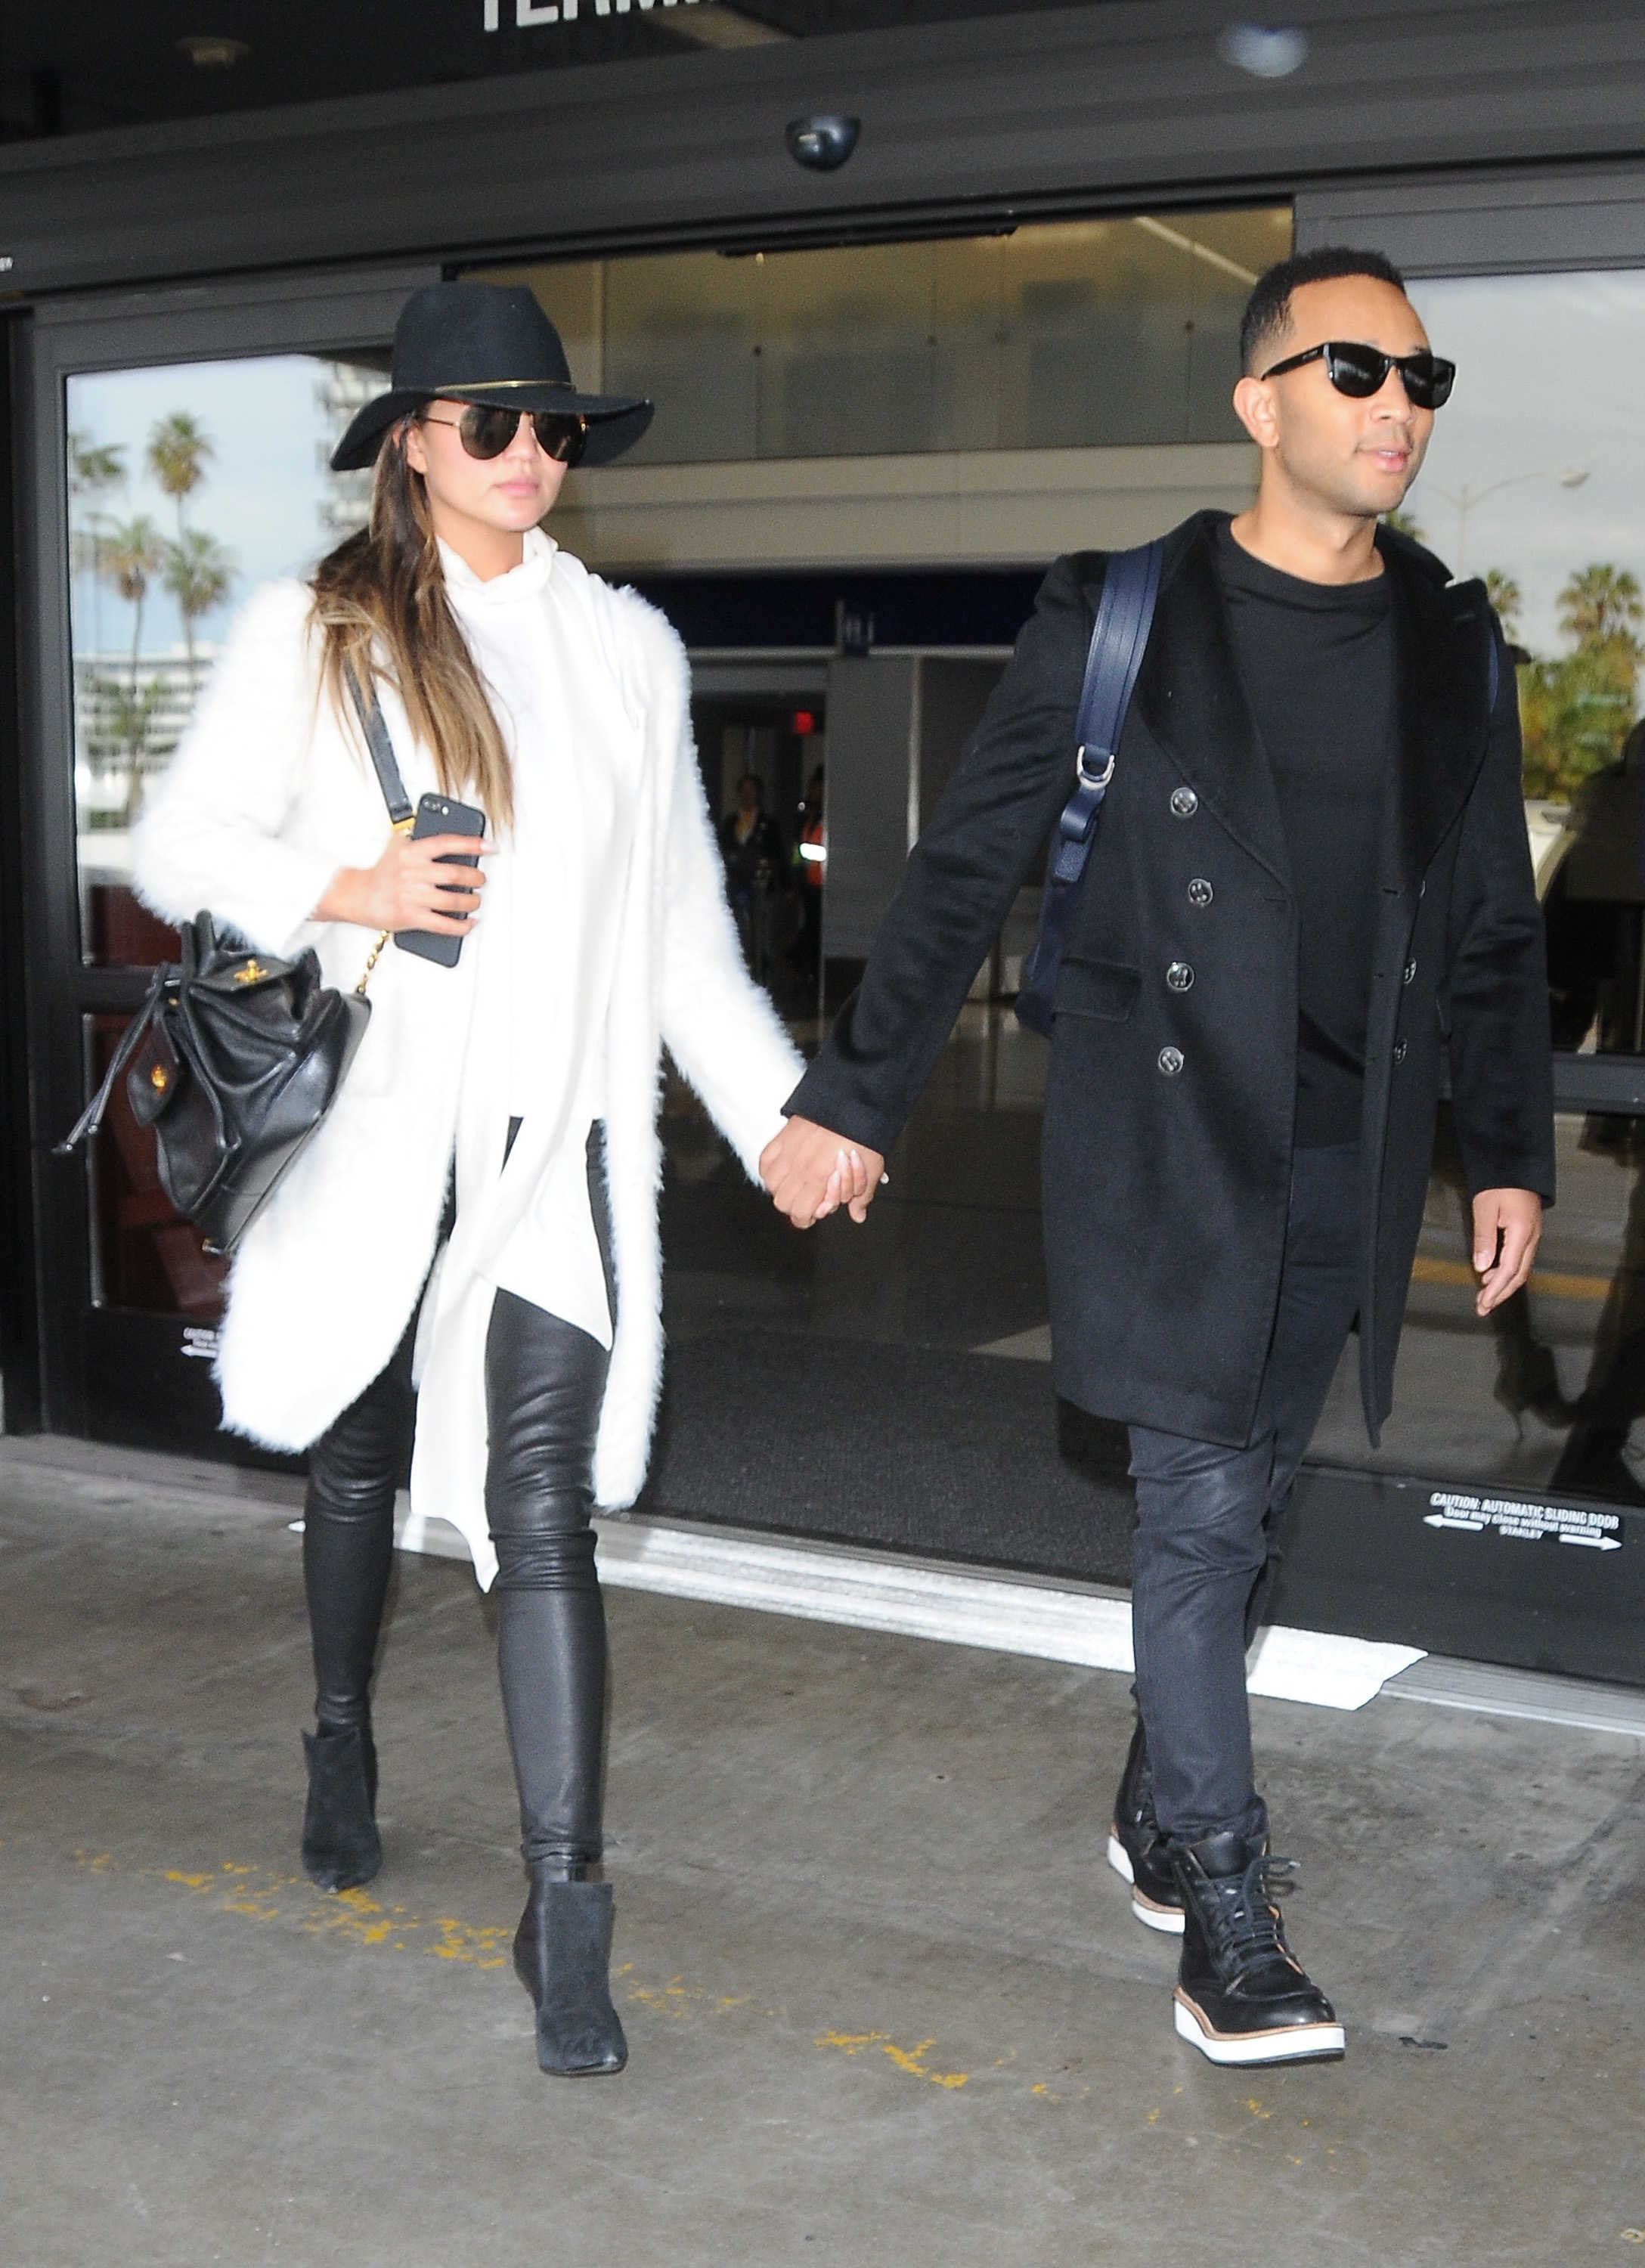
[1403,959,1417,984]
[1393,1040,1408,1064]
[1166,961,1194,993]
[1187,877,1213,907]
[1169,786,1198,818]
[1158,1046,1185,1076]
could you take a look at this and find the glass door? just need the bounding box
[22,268,435,1448]
[1306,266,1645,1547]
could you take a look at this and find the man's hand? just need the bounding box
[760,1115,886,1230]
[1471,1187,1543,1316]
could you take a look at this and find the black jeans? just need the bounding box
[1126,1142,1362,1844]
[302,1125,613,1871]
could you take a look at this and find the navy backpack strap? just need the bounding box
[1015,539,1165,1036]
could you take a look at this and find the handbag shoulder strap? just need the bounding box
[339,663,415,993]
[1015,539,1165,1035]
[55,965,169,1152]
[342,662,415,832]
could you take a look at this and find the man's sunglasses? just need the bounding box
[1260,340,1456,411]
[419,403,589,466]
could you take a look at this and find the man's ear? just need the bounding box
[1232,373,1279,451]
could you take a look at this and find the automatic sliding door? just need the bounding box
[23,270,434,1448]
[1295,266,1645,1673]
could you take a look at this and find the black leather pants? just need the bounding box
[483,1288,610,1872]
[302,1125,613,1873]
[302,1311,414,1737]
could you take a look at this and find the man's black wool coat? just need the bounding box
[787,510,1557,1447]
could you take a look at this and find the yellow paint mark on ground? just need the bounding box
[76,1848,1110,2106]
[1245,2097,1272,2121]
[627,1973,695,2021]
[429,1913,510,1967]
[816,2029,968,2090]
[623,1973,752,2022]
[125,1855,506,1966]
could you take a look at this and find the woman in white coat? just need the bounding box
[132,281,867,2079]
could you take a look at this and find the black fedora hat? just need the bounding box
[330,280,653,472]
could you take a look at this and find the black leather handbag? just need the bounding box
[57,668,416,1256]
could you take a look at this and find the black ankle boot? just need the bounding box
[1106,1718,1184,1935]
[300,1724,381,1893]
[513,1873,627,2077]
[1170,1830,1343,2065]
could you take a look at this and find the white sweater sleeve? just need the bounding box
[640,614,804,1181]
[129,581,342,957]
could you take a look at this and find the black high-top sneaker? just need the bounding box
[1171,1830,1344,2065]
[1105,1719,1184,1934]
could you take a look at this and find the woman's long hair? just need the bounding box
[310,417,513,831]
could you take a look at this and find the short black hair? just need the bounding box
[1240,246,1408,375]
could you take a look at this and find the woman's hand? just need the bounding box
[316,832,493,935]
[760,1116,886,1228]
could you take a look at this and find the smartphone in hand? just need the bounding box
[395,792,486,968]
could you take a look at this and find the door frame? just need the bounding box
[1283,175,1645,1680]
[17,261,435,1447]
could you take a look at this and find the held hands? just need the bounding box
[760,1114,887,1230]
[1471,1187,1543,1317]
[316,831,494,937]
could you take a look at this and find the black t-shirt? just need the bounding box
[1214,519,1397,1148]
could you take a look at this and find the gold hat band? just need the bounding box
[435,376,579,390]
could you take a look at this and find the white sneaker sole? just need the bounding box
[1173,1990,1346,2065]
[1106,1831,1186,1935]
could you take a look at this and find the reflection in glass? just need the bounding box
[67,352,386,1318]
[1303,1108,1645,1510]
[85,1015,229,1320]
[479,206,1291,468]
[1407,271,1645,1062]
[67,352,383,968]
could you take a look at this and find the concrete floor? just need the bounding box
[3,1441,1643,2268]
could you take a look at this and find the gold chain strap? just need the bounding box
[354,813,417,997]
[355,931,392,997]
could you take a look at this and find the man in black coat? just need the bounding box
[762,247,1555,2066]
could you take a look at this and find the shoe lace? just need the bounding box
[1200,1854,1300,1975]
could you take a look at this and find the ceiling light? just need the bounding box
[1216,22,1309,78]
[178,34,251,68]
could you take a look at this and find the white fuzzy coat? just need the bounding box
[131,554,802,1584]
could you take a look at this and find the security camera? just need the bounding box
[785,114,860,172]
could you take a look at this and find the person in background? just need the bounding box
[794,763,827,986]
[719,770,785,982]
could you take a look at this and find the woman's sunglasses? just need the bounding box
[1260,340,1456,411]
[419,403,589,466]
